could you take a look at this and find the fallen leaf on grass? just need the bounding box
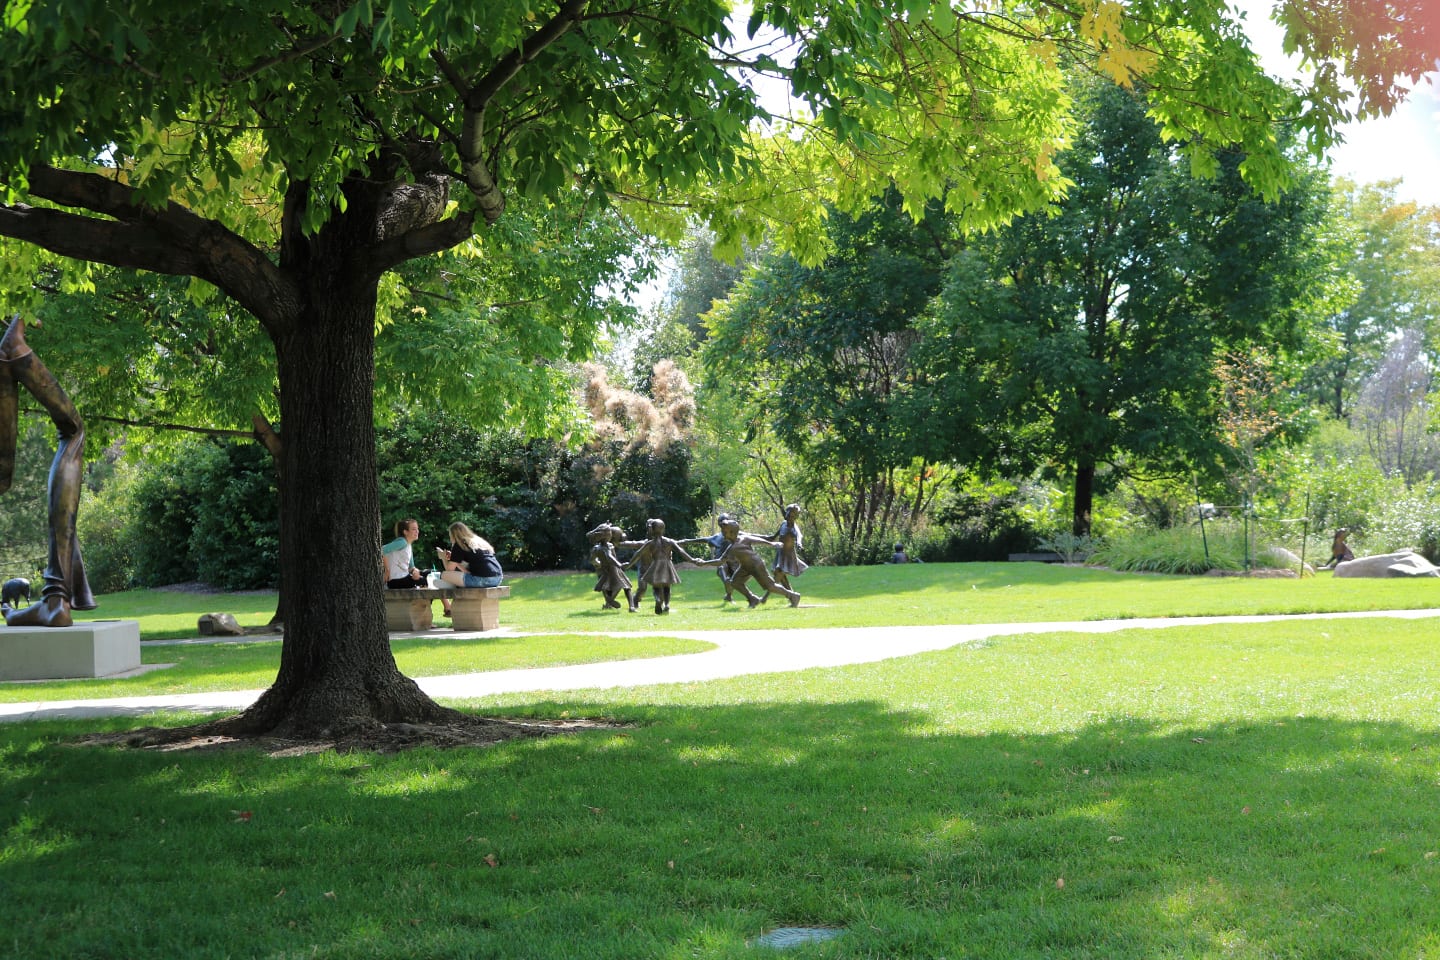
[484,854,499,868]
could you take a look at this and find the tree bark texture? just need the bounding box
[4,163,470,735]
[251,414,288,629]
[221,268,459,737]
[1072,464,1095,538]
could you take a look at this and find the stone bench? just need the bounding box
[383,586,510,632]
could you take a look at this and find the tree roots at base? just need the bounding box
[73,713,622,755]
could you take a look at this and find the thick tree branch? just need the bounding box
[366,210,477,276]
[252,413,283,461]
[0,203,205,274]
[11,165,300,335]
[90,413,254,440]
[467,0,590,111]
[454,0,590,224]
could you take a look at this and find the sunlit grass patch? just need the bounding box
[0,633,713,703]
[3,616,1440,957]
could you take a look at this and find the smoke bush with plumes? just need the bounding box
[582,360,695,453]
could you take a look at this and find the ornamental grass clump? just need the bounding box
[1090,521,1292,574]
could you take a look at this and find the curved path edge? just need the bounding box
[3,608,1437,723]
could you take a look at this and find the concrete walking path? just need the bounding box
[3,608,1437,723]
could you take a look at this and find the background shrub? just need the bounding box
[1362,485,1440,561]
[1089,521,1306,574]
[79,439,280,590]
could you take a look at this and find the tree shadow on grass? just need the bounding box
[1,702,1437,959]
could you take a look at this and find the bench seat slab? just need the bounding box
[383,586,510,632]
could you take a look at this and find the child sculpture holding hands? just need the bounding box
[587,523,634,610]
[620,517,711,614]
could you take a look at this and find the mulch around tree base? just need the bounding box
[72,716,623,756]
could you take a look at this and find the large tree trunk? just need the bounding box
[0,163,476,739]
[219,268,459,738]
[1072,463,1095,538]
[250,413,289,630]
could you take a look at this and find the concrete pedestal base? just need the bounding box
[382,586,509,632]
[385,594,436,631]
[449,587,508,632]
[0,620,142,681]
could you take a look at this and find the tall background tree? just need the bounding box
[916,81,1338,536]
[1300,180,1440,419]
[0,0,1412,736]
[704,189,953,557]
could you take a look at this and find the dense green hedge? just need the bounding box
[375,410,712,570]
[80,441,279,591]
[77,409,714,589]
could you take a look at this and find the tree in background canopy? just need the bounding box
[626,226,758,392]
[1299,180,1440,420]
[916,81,1339,536]
[704,189,954,552]
[0,0,1420,736]
[1354,328,1438,485]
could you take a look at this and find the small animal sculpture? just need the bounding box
[2,577,31,606]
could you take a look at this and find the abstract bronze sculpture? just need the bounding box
[0,316,96,627]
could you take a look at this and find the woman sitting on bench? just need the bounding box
[382,517,450,616]
[437,522,504,588]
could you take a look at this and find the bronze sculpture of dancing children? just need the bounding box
[587,523,634,610]
[621,517,709,614]
[716,517,801,608]
[768,502,808,595]
[680,512,751,604]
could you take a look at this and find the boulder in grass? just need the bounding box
[1333,550,1440,578]
[197,612,245,636]
[1258,546,1315,576]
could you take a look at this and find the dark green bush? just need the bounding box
[81,439,280,591]
[188,443,280,590]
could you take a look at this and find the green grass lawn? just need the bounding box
[5,563,1434,704]
[507,561,1439,630]
[80,588,284,639]
[3,614,1439,958]
[0,633,714,703]
[84,563,1440,641]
